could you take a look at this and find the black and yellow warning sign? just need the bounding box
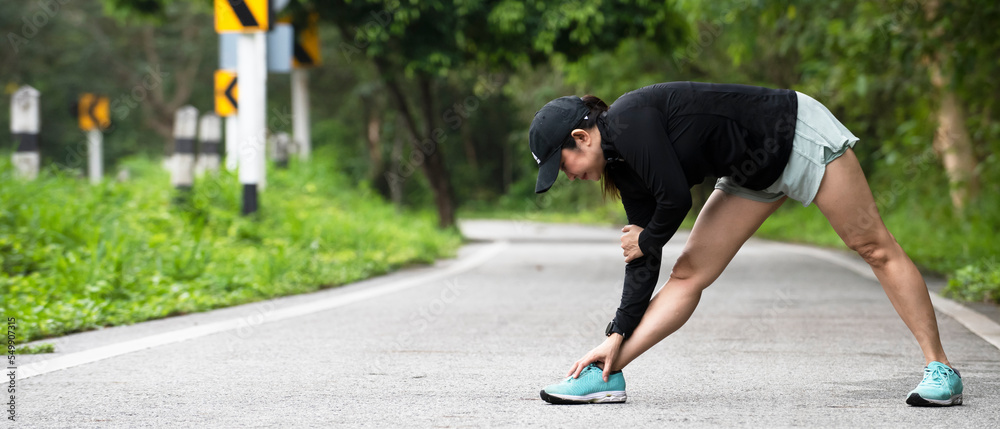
[215,0,270,33]
[215,70,239,117]
[78,93,110,131]
[293,13,321,68]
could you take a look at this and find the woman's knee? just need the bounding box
[845,232,897,269]
[668,251,715,291]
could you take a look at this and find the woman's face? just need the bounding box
[560,126,605,182]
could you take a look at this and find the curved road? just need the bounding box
[15,220,1000,427]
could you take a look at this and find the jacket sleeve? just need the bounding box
[606,107,692,338]
[612,195,663,338]
[610,107,692,258]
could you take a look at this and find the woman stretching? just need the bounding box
[528,82,962,407]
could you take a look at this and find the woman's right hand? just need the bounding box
[566,333,625,382]
[621,224,645,263]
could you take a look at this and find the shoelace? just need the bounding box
[565,364,601,383]
[919,366,950,388]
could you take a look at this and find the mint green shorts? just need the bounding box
[715,91,859,207]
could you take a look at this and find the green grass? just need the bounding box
[0,148,462,343]
[756,197,1000,303]
[460,199,628,226]
[15,343,55,354]
[465,179,999,304]
[460,175,630,226]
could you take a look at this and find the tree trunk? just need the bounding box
[502,135,512,195]
[929,61,979,211]
[367,113,382,172]
[390,116,405,209]
[362,96,394,199]
[461,124,479,171]
[375,59,456,228]
[924,0,980,211]
[363,97,385,181]
[416,75,456,228]
[139,25,204,146]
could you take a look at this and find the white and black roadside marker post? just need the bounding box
[10,85,40,180]
[283,130,299,160]
[270,131,290,168]
[172,105,199,194]
[197,113,222,176]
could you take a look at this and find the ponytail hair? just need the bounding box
[578,94,609,130]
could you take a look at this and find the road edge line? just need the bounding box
[18,241,510,379]
[764,241,1000,352]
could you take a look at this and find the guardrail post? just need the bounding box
[172,105,199,191]
[10,85,40,180]
[197,113,222,176]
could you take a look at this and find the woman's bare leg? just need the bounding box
[811,149,948,365]
[611,190,786,371]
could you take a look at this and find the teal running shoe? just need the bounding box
[539,364,627,404]
[906,361,963,406]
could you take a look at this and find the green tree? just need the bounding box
[2,0,216,169]
[305,0,688,227]
[675,0,1000,212]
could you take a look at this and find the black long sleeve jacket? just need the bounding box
[599,82,798,338]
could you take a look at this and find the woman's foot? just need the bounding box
[539,364,627,404]
[907,361,963,406]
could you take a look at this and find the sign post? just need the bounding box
[87,129,102,184]
[78,93,110,184]
[172,106,199,191]
[224,114,239,171]
[292,13,320,160]
[216,0,269,215]
[10,86,40,180]
[291,69,309,160]
[197,113,222,176]
[219,33,239,171]
[214,68,239,171]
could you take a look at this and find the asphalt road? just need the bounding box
[13,220,1000,428]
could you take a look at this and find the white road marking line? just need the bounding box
[767,241,1000,352]
[926,294,1000,351]
[19,241,510,379]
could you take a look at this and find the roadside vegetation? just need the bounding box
[2,0,997,346]
[462,173,1000,304]
[0,149,462,343]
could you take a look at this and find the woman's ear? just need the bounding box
[571,128,590,146]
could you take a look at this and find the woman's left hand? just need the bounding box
[621,224,645,263]
[566,334,625,382]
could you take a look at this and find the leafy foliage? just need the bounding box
[14,342,55,354]
[2,1,217,165]
[3,0,997,306]
[945,263,1000,303]
[0,149,461,342]
[317,0,687,73]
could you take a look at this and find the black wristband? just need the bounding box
[605,321,625,339]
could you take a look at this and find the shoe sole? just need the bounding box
[906,393,963,406]
[539,389,627,405]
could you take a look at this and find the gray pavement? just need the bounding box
[13,220,1000,428]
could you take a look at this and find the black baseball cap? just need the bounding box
[529,96,590,194]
